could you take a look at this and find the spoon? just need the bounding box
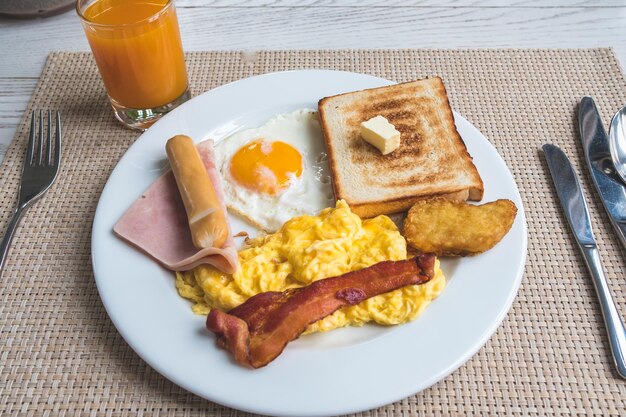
[608,106,626,184]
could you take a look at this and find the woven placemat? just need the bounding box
[1,49,626,416]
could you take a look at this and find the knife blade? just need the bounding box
[579,96,626,252]
[543,144,626,379]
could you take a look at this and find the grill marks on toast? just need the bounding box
[318,77,484,217]
[342,88,461,189]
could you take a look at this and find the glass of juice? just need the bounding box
[77,0,190,130]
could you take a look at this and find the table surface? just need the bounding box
[3,47,626,417]
[1,0,626,162]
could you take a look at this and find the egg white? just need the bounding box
[214,108,335,232]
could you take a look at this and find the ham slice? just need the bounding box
[113,140,239,273]
[207,255,436,368]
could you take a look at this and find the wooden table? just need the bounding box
[1,0,626,162]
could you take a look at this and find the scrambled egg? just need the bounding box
[176,200,445,333]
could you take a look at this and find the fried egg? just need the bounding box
[214,109,334,232]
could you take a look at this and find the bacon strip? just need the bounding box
[206,254,435,368]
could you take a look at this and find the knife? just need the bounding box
[578,96,626,252]
[543,144,626,379]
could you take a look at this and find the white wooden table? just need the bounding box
[1,0,626,162]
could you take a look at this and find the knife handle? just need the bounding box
[610,219,626,254]
[580,244,626,378]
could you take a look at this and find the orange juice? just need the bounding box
[80,0,188,110]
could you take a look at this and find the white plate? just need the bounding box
[91,70,527,417]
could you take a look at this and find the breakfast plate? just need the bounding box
[91,70,527,417]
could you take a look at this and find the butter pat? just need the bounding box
[360,115,401,155]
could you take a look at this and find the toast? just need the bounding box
[318,77,484,218]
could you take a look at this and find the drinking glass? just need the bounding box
[77,0,190,130]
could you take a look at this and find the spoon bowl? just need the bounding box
[608,106,626,184]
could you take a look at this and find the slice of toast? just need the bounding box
[318,77,484,218]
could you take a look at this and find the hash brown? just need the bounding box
[403,198,517,256]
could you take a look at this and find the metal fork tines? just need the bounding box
[0,110,61,274]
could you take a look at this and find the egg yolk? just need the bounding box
[229,140,303,195]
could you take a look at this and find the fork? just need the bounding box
[0,110,61,275]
